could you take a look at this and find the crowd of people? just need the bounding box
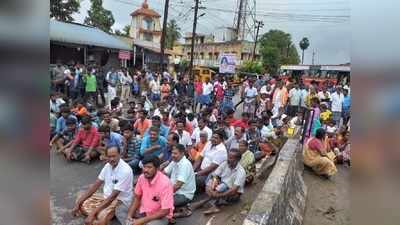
[50,62,351,225]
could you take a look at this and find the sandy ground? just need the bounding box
[303,165,350,225]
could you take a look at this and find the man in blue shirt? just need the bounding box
[140,126,167,158]
[56,106,78,134]
[143,115,169,138]
[98,125,124,160]
[342,89,351,126]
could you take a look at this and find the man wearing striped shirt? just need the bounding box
[121,124,142,174]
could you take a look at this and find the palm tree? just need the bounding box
[166,19,181,49]
[299,37,310,64]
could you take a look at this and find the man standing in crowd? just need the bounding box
[72,146,133,225]
[120,68,133,104]
[288,84,301,117]
[106,68,119,107]
[126,155,174,225]
[83,69,97,104]
[96,67,107,106]
[331,86,344,128]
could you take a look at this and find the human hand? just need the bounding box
[71,204,81,217]
[84,213,96,225]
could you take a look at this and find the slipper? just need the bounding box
[173,208,192,218]
[203,206,220,215]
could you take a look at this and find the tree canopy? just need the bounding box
[259,29,300,75]
[239,60,264,74]
[50,0,80,22]
[84,0,115,33]
[299,37,310,64]
[166,19,181,49]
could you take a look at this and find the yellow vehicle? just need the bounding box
[193,67,216,82]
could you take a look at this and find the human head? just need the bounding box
[234,126,244,139]
[65,117,77,131]
[198,118,206,129]
[142,155,161,179]
[149,126,159,142]
[106,146,120,168]
[315,128,326,140]
[311,97,320,108]
[211,131,224,146]
[121,124,133,139]
[138,109,147,120]
[81,116,92,131]
[200,131,208,143]
[60,106,71,118]
[176,120,185,133]
[241,112,249,122]
[98,125,111,139]
[343,89,349,96]
[250,119,258,131]
[238,140,248,155]
[167,133,179,146]
[171,144,185,162]
[102,111,112,123]
[151,115,161,128]
[227,149,242,169]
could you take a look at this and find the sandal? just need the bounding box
[173,208,192,218]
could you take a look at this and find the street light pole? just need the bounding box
[160,0,170,73]
[189,0,200,81]
[252,20,263,61]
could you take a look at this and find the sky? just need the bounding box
[73,0,350,65]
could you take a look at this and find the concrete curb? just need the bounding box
[243,139,307,225]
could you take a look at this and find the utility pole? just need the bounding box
[312,50,316,65]
[236,0,244,40]
[160,0,170,73]
[252,20,263,61]
[189,0,200,81]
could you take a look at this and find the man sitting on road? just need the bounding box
[72,146,133,225]
[238,141,256,184]
[50,117,78,154]
[126,155,174,225]
[65,116,100,163]
[97,125,124,161]
[225,126,247,150]
[120,124,142,175]
[143,115,169,138]
[192,149,246,215]
[193,131,227,192]
[163,144,196,218]
[99,110,120,133]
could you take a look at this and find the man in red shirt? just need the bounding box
[65,116,100,163]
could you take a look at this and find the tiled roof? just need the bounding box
[130,0,161,18]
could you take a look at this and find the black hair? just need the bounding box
[66,117,77,125]
[119,119,129,128]
[152,115,161,121]
[121,124,133,132]
[81,116,91,125]
[169,132,180,143]
[315,128,326,140]
[142,155,161,168]
[106,145,121,155]
[173,144,186,153]
[60,106,71,114]
[98,125,111,133]
[229,148,242,161]
[214,130,225,140]
[149,126,160,133]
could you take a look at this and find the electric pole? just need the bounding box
[312,50,316,65]
[236,0,244,40]
[189,0,200,81]
[252,20,263,61]
[160,0,170,73]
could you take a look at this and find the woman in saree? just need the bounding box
[303,128,337,178]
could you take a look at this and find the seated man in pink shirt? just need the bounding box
[126,155,174,225]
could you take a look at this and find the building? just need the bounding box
[50,19,131,68]
[174,32,260,70]
[128,0,169,70]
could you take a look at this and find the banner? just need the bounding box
[118,50,131,60]
[219,53,236,74]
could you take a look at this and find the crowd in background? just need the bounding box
[50,61,351,225]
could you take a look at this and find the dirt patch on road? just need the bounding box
[303,165,350,225]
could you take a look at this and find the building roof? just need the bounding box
[50,20,131,51]
[130,0,161,18]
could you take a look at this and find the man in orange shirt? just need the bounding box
[133,109,151,137]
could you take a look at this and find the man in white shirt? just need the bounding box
[225,126,247,150]
[149,77,161,102]
[191,118,213,145]
[318,87,331,106]
[175,120,192,149]
[288,84,301,117]
[72,146,133,225]
[243,80,258,117]
[193,131,227,191]
[193,149,246,215]
[330,86,344,128]
[119,68,133,103]
[164,144,196,209]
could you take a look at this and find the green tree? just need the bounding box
[166,19,181,49]
[84,0,115,33]
[259,29,300,75]
[299,37,310,64]
[50,0,80,22]
[123,25,131,36]
[239,60,264,74]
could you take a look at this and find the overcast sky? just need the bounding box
[73,0,350,65]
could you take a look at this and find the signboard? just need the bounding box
[118,50,131,60]
[218,53,236,74]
